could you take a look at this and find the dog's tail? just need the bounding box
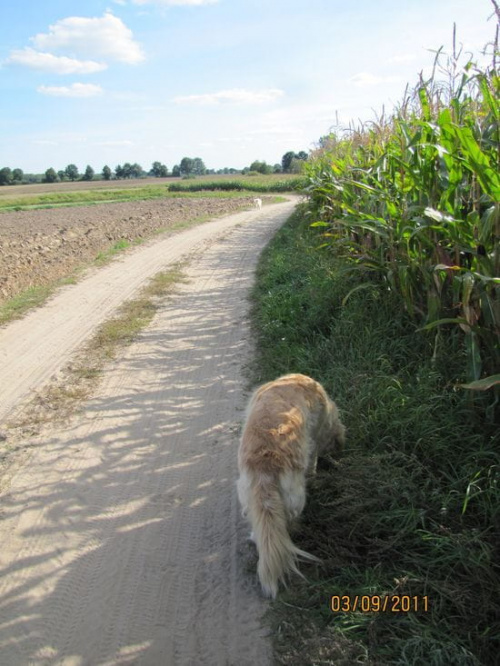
[248,474,319,599]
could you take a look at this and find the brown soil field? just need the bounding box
[0,195,257,303]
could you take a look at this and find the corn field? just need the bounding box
[306,31,500,389]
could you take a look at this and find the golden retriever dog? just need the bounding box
[237,373,345,598]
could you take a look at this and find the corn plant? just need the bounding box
[306,36,500,387]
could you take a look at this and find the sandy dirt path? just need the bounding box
[0,199,297,665]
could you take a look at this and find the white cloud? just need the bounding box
[37,83,104,97]
[32,12,145,65]
[7,48,107,75]
[349,72,403,87]
[173,88,284,105]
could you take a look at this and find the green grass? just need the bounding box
[0,277,77,325]
[249,207,499,665]
[89,269,182,357]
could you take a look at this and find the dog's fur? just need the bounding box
[253,197,262,210]
[237,373,345,598]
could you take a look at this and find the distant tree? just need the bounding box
[192,157,206,176]
[0,167,12,185]
[82,165,95,181]
[289,157,306,174]
[115,164,124,179]
[43,167,58,183]
[65,164,79,181]
[102,165,112,180]
[172,164,181,177]
[122,163,133,179]
[131,163,144,178]
[150,161,168,177]
[281,150,308,173]
[281,151,296,173]
[58,170,66,181]
[12,168,24,182]
[273,163,282,173]
[249,160,272,174]
[180,157,194,177]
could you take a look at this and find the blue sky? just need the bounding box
[0,0,497,174]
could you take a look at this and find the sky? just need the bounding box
[0,0,497,174]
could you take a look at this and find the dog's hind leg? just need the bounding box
[279,470,306,520]
[236,472,250,518]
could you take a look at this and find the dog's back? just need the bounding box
[237,374,345,597]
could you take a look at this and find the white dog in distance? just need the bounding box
[253,198,262,209]
[237,373,346,598]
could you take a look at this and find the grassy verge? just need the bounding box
[249,206,499,665]
[0,277,79,325]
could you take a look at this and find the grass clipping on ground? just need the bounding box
[248,207,499,666]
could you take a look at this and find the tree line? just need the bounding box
[0,150,308,185]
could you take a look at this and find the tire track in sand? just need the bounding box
[0,199,297,665]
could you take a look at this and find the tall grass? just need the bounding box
[306,34,499,389]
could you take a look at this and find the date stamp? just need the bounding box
[330,594,429,613]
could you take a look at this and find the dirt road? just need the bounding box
[0,199,298,665]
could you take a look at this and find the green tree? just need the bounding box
[43,167,58,183]
[58,170,66,181]
[0,167,12,185]
[192,157,206,176]
[289,157,306,174]
[281,151,296,172]
[102,165,112,180]
[281,150,308,172]
[65,164,79,181]
[131,163,144,178]
[180,157,194,176]
[122,163,133,178]
[172,164,181,177]
[249,160,272,174]
[150,161,169,177]
[82,165,95,181]
[115,164,124,179]
[12,168,24,182]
